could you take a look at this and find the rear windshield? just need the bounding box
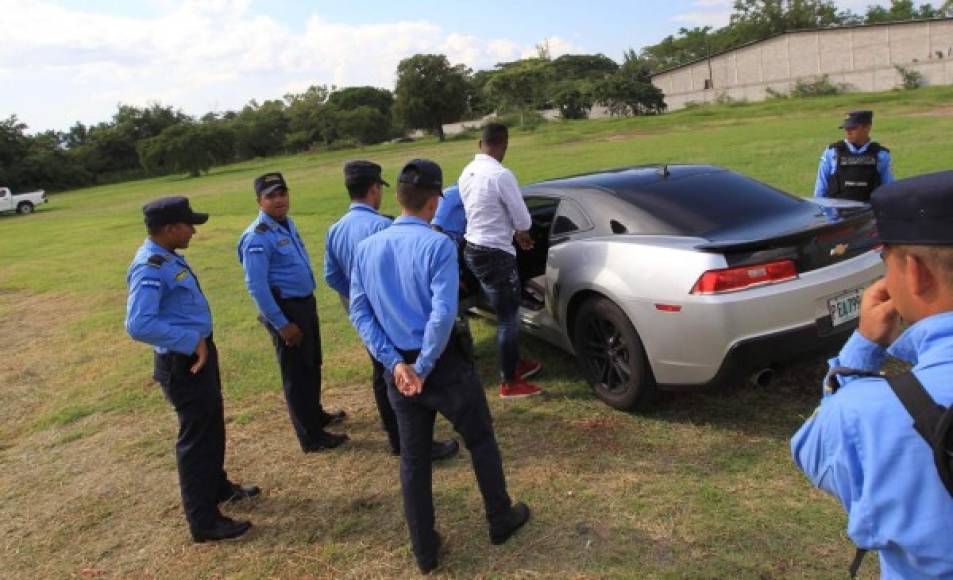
[615,170,805,237]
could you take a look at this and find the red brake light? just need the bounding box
[690,260,798,295]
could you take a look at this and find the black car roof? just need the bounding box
[525,164,726,193]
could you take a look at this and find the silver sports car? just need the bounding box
[476,164,884,410]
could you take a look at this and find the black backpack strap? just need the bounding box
[886,371,946,444]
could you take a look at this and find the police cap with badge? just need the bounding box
[344,160,390,188]
[255,172,289,197]
[143,196,209,228]
[839,110,873,129]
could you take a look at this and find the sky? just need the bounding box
[0,0,898,133]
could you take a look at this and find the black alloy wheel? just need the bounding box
[573,296,656,410]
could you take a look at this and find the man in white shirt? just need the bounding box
[459,124,543,398]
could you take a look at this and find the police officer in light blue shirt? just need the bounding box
[238,172,347,453]
[349,159,531,574]
[126,196,258,543]
[814,110,893,202]
[325,160,458,461]
[431,183,466,245]
[792,171,953,578]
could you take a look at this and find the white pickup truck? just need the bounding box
[0,187,48,215]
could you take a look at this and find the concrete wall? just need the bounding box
[653,19,953,111]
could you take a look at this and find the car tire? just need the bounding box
[573,296,656,411]
[16,202,33,215]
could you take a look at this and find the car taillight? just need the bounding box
[690,260,798,295]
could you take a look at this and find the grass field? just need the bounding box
[3,86,953,579]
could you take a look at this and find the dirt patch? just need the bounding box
[907,106,953,117]
[0,291,85,439]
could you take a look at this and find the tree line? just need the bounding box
[1,50,664,192]
[640,0,953,73]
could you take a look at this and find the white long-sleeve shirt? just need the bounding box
[458,154,532,255]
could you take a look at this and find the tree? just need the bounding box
[327,86,393,116]
[335,106,391,145]
[483,59,554,127]
[138,121,234,178]
[393,54,469,141]
[231,99,289,159]
[551,54,619,81]
[553,81,594,119]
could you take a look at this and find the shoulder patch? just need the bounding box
[277,238,291,247]
[175,269,189,282]
[255,223,269,234]
[139,278,162,290]
[146,254,168,268]
[247,245,265,254]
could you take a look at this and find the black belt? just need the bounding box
[157,334,214,361]
[465,241,500,253]
[274,292,314,303]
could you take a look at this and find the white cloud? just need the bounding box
[0,0,586,132]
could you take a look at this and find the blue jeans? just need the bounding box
[464,244,522,382]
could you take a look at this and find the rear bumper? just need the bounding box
[658,317,854,391]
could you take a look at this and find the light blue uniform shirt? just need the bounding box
[125,239,211,355]
[791,312,953,579]
[814,140,894,198]
[432,184,466,244]
[349,216,459,379]
[237,211,316,330]
[324,203,392,299]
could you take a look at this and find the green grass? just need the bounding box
[3,86,952,578]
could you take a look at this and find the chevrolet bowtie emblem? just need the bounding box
[830,243,849,257]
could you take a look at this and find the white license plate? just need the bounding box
[828,288,863,326]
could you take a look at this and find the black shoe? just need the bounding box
[417,531,442,574]
[191,516,252,543]
[319,409,347,427]
[303,431,348,453]
[431,439,459,462]
[489,502,531,545]
[218,483,261,504]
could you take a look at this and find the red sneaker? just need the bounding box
[516,358,542,380]
[500,379,543,398]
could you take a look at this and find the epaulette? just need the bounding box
[255,223,270,234]
[146,254,168,268]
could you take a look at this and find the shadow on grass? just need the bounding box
[470,321,828,443]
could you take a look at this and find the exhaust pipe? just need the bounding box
[749,367,775,388]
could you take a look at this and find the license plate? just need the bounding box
[828,288,863,326]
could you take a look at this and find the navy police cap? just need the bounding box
[143,196,208,228]
[344,160,390,188]
[397,159,443,190]
[872,170,953,245]
[254,172,288,197]
[839,110,873,129]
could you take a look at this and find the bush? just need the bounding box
[765,87,789,100]
[895,65,924,90]
[792,75,846,97]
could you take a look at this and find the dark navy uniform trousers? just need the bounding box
[386,328,512,569]
[262,294,328,450]
[154,338,231,529]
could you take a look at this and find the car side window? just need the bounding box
[524,196,560,231]
[552,199,593,236]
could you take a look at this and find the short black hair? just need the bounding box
[396,177,439,211]
[481,123,508,146]
[347,182,375,200]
